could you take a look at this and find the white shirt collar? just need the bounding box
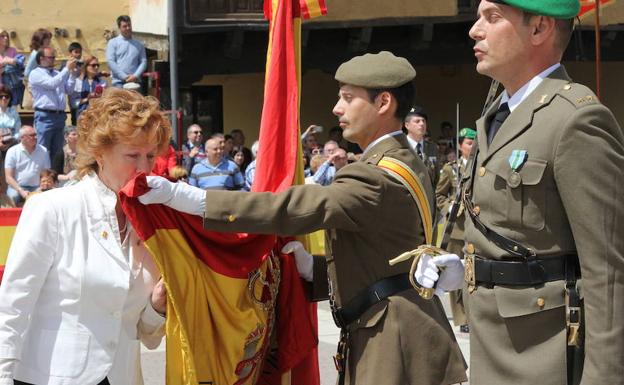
[85,171,118,211]
[500,63,560,113]
[362,131,403,157]
[405,135,424,150]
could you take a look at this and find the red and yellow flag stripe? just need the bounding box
[0,209,21,283]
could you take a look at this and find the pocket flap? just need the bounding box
[494,281,565,318]
[485,157,548,186]
[518,159,548,185]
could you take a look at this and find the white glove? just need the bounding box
[138,176,206,216]
[281,241,313,282]
[414,253,464,297]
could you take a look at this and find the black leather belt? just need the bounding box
[473,255,579,286]
[35,108,65,114]
[332,273,411,328]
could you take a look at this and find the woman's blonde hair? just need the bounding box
[80,54,98,79]
[169,165,189,182]
[75,88,172,177]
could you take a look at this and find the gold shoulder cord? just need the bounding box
[377,157,442,300]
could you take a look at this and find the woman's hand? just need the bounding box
[150,277,167,316]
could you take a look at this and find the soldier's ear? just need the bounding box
[376,91,393,115]
[530,15,555,45]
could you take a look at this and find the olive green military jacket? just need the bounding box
[463,66,624,385]
[202,133,467,385]
[435,159,466,241]
[423,139,440,188]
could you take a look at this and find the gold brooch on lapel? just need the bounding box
[101,230,108,239]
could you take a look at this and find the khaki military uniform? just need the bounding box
[463,66,624,385]
[423,139,440,188]
[202,134,467,385]
[435,159,467,326]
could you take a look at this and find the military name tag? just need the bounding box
[508,171,522,188]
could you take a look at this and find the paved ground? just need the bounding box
[141,294,470,384]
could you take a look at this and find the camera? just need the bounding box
[76,60,84,67]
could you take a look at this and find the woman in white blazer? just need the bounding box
[0,88,171,385]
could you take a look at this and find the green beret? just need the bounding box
[459,128,477,140]
[489,0,580,19]
[335,51,416,89]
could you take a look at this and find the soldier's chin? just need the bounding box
[342,128,355,141]
[475,61,491,77]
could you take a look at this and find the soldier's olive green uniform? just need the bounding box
[422,139,440,188]
[463,66,624,384]
[202,134,467,385]
[435,160,467,326]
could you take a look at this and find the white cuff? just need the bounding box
[141,301,166,329]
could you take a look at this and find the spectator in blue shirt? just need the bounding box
[312,147,348,186]
[189,137,243,190]
[106,15,147,89]
[29,46,78,161]
[312,140,338,185]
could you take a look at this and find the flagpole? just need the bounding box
[594,0,602,99]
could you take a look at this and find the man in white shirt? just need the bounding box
[404,106,438,187]
[28,47,78,161]
[4,125,50,205]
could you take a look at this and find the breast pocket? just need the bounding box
[486,158,548,231]
[36,329,90,378]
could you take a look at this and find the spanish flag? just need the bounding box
[122,179,284,385]
[0,209,20,283]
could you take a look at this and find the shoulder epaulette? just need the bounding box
[557,82,600,108]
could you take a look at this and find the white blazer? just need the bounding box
[0,173,164,385]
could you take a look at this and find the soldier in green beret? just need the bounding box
[139,51,467,385]
[415,1,624,384]
[434,127,476,333]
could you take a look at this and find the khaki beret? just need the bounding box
[335,51,416,89]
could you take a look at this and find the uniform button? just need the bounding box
[227,214,236,222]
[537,298,545,308]
[473,206,481,215]
[466,243,475,254]
[563,84,572,90]
[478,167,486,177]
[101,231,108,239]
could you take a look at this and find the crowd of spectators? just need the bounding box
[0,16,150,206]
[0,20,460,205]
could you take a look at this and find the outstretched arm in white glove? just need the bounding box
[138,176,206,216]
[281,241,314,282]
[414,253,465,297]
